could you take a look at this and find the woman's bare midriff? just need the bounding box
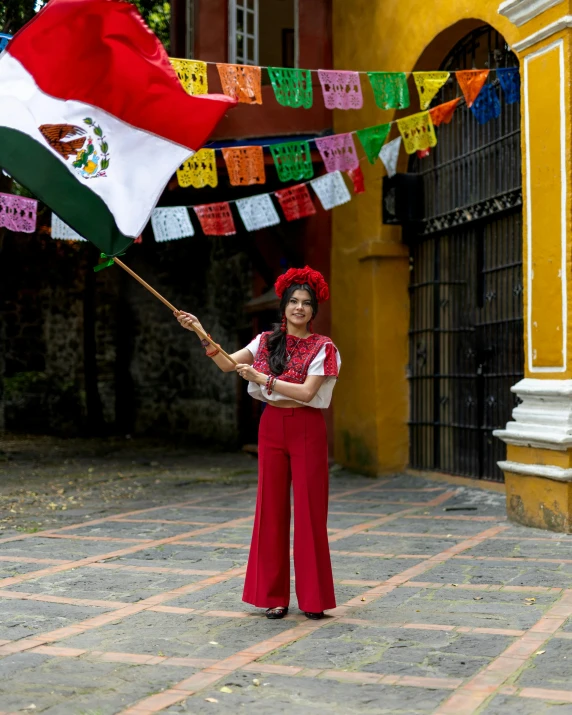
[268,399,304,409]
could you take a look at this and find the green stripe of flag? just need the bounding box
[0,127,133,256]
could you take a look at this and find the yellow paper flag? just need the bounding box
[397,111,437,154]
[413,72,450,110]
[170,59,208,95]
[177,149,218,189]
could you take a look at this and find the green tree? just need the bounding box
[131,0,171,51]
[0,0,35,34]
[1,0,171,49]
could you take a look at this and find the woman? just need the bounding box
[176,266,340,620]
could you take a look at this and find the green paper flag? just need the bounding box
[367,72,410,110]
[356,123,391,164]
[268,67,313,108]
[270,141,314,182]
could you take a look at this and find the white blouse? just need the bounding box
[245,333,341,409]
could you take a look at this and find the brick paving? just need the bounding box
[2,459,572,713]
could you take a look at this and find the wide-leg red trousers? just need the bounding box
[242,405,336,612]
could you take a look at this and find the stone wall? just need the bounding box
[1,233,88,434]
[121,235,252,445]
[0,228,253,447]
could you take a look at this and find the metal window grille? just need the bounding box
[229,0,259,65]
[407,26,523,482]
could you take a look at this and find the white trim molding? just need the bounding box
[498,460,572,481]
[499,0,565,27]
[513,15,572,52]
[524,39,567,372]
[228,0,259,66]
[494,379,572,451]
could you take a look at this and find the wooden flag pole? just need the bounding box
[112,257,238,366]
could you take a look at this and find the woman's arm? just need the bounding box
[176,311,253,373]
[235,364,326,403]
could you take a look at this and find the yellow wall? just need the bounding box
[523,32,572,377]
[331,0,567,473]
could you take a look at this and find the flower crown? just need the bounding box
[274,266,330,304]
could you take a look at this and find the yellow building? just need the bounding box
[331,0,572,531]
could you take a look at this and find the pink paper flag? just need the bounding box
[0,192,38,233]
[317,70,363,110]
[315,134,359,173]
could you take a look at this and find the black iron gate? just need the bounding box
[408,27,523,481]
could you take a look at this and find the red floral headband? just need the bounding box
[274,266,330,304]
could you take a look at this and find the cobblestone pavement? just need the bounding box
[2,443,572,713]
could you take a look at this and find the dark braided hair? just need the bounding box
[267,283,318,376]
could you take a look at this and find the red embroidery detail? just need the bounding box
[253,332,333,384]
[323,343,339,377]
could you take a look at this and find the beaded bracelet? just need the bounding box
[267,375,277,395]
[265,375,272,394]
[206,346,220,358]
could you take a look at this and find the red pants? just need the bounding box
[242,405,336,612]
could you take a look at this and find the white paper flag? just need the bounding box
[151,207,195,242]
[310,170,351,210]
[379,136,402,178]
[236,194,280,232]
[51,213,87,241]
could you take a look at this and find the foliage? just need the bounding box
[131,0,171,51]
[9,179,33,197]
[0,0,171,50]
[0,0,35,35]
[5,371,53,397]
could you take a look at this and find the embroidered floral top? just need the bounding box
[245,332,341,409]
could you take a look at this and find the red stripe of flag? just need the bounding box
[8,0,236,150]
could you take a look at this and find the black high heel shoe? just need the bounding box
[304,611,324,620]
[266,606,288,619]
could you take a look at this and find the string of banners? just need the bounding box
[5,75,518,234]
[8,68,520,243]
[0,32,517,111]
[49,74,511,244]
[177,71,520,190]
[51,169,355,241]
[37,73,521,243]
[170,58,520,113]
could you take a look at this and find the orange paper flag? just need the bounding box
[455,70,489,107]
[217,64,262,104]
[430,97,461,126]
[222,146,266,186]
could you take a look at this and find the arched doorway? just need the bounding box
[407,26,523,481]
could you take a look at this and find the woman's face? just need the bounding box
[285,289,313,330]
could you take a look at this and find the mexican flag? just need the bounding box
[0,0,236,256]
